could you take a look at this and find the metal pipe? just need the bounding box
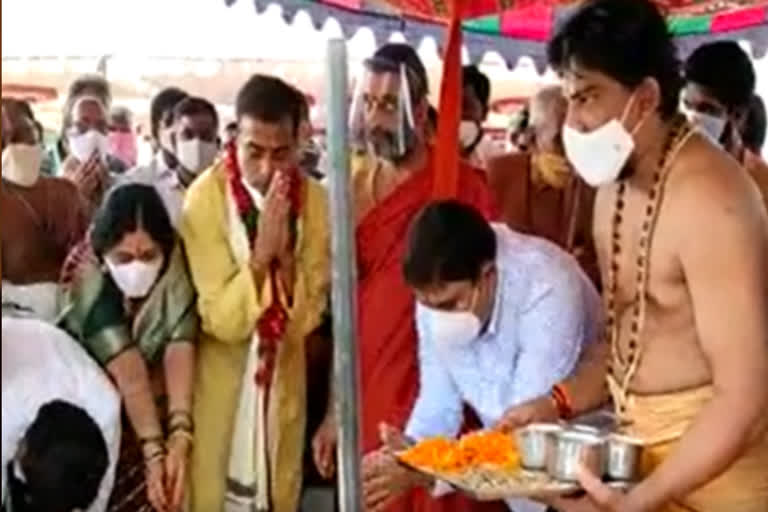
[325,38,363,512]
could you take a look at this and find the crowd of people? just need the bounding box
[2,0,768,511]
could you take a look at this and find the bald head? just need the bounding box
[529,86,567,154]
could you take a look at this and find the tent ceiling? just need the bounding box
[236,0,768,65]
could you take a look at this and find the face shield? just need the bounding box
[350,58,418,164]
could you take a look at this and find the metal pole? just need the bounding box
[325,38,363,512]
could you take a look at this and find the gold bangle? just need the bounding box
[167,411,193,431]
[140,435,165,457]
[144,451,165,467]
[168,429,194,446]
[168,421,193,432]
[168,410,192,422]
[141,441,164,456]
[143,445,165,461]
[139,435,164,446]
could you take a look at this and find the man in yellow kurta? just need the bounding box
[180,75,330,512]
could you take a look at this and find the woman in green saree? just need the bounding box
[60,183,198,512]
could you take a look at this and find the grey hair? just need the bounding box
[61,74,111,132]
[529,85,567,126]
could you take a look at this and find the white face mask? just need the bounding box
[2,144,42,187]
[137,138,154,166]
[68,130,109,163]
[420,304,481,349]
[176,138,218,175]
[106,257,163,299]
[159,128,175,156]
[459,120,482,151]
[682,107,726,143]
[562,94,643,187]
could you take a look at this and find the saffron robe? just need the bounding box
[487,152,599,287]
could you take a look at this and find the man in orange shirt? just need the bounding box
[1,98,87,321]
[487,87,598,285]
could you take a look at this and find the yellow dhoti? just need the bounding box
[617,384,768,512]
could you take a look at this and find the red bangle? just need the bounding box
[551,383,573,420]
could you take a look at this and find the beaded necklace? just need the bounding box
[604,116,693,419]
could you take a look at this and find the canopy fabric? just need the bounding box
[246,0,768,65]
[244,0,768,26]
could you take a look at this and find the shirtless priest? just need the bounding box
[497,1,768,511]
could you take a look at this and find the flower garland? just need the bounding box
[224,141,302,388]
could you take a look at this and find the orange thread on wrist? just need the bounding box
[551,383,573,420]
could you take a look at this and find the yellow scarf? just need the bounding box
[531,151,571,189]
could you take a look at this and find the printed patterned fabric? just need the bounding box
[259,0,767,37]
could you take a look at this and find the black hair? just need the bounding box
[150,87,189,139]
[58,75,112,157]
[66,74,112,108]
[1,98,31,122]
[548,0,682,120]
[235,74,303,135]
[16,100,35,122]
[744,94,766,154]
[17,102,45,144]
[463,65,491,109]
[427,105,438,129]
[403,200,496,287]
[91,184,175,261]
[110,106,133,127]
[172,96,220,129]
[34,121,44,145]
[1,98,39,146]
[685,41,755,112]
[296,90,310,122]
[9,400,108,512]
[369,43,429,102]
[225,121,238,132]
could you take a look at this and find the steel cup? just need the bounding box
[570,424,601,436]
[606,434,644,481]
[515,423,563,470]
[547,430,605,482]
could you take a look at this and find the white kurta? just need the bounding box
[1,318,122,512]
[117,154,185,227]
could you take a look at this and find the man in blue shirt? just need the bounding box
[362,200,601,512]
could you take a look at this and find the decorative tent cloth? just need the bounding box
[240,0,768,67]
[227,0,768,196]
